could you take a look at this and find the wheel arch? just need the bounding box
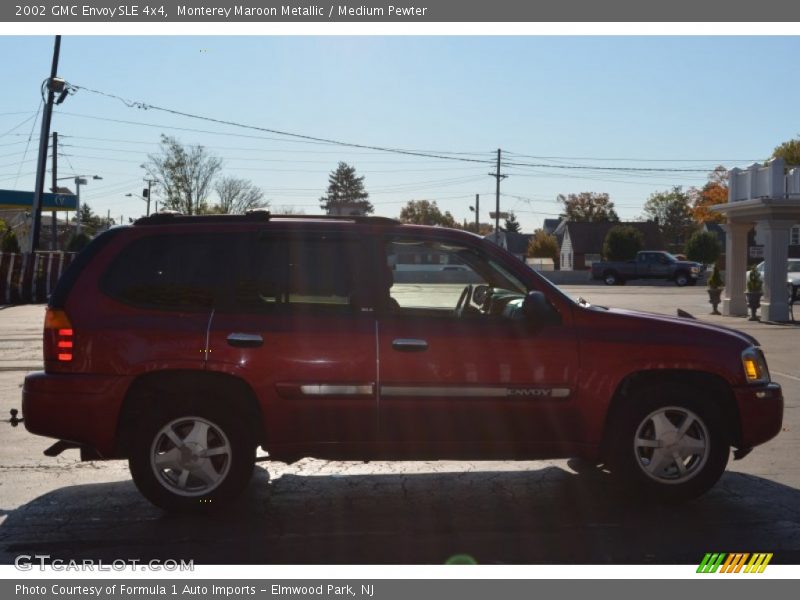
[674,269,690,284]
[115,370,264,457]
[600,369,742,460]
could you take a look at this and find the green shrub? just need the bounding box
[685,231,721,266]
[707,264,724,289]
[66,232,92,252]
[1,230,20,253]
[603,225,644,261]
[746,266,763,293]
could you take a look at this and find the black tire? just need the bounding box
[603,271,620,286]
[674,271,690,287]
[606,383,729,502]
[129,399,256,512]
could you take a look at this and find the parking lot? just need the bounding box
[1,285,798,565]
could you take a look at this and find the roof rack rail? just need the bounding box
[133,212,272,225]
[266,214,400,225]
[133,211,400,226]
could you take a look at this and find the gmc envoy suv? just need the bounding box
[21,212,783,510]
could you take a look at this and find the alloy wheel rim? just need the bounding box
[633,406,709,484]
[150,416,232,497]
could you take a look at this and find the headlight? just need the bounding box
[742,346,770,383]
[691,266,700,273]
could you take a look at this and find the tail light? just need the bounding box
[44,308,74,364]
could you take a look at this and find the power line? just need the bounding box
[0,111,40,139]
[0,171,37,183]
[66,83,498,165]
[0,140,30,148]
[60,134,493,157]
[0,157,40,170]
[502,159,710,173]
[13,100,42,188]
[503,150,754,163]
[60,85,746,178]
[59,143,491,170]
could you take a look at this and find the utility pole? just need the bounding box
[474,194,479,233]
[143,179,156,216]
[488,148,507,243]
[50,131,58,250]
[29,35,62,253]
[106,209,111,230]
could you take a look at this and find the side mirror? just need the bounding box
[472,284,490,306]
[521,291,562,326]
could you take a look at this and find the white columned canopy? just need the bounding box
[714,158,800,321]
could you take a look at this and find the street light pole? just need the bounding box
[63,174,102,236]
[74,177,87,235]
[144,179,156,217]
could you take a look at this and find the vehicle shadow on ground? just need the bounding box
[2,464,799,564]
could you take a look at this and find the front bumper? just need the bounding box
[22,371,131,458]
[734,382,783,449]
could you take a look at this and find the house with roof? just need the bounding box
[559,221,664,271]
[484,230,533,262]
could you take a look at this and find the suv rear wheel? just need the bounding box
[129,402,256,511]
[607,383,729,502]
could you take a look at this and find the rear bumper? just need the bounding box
[734,382,783,449]
[22,371,131,458]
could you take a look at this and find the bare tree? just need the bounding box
[145,135,223,215]
[212,176,269,214]
[274,205,306,215]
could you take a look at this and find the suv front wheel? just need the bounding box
[607,384,729,502]
[129,403,256,511]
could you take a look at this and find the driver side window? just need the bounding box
[384,237,527,319]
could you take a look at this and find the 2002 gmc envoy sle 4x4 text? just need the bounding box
[20,212,783,511]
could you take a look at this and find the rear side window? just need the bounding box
[49,228,125,309]
[232,233,372,313]
[102,234,230,311]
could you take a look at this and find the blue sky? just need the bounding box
[1,35,799,230]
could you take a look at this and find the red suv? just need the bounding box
[21,213,783,510]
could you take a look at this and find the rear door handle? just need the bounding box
[227,333,264,348]
[392,338,428,352]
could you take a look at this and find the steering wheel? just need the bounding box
[455,284,474,316]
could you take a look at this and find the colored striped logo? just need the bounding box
[697,553,773,573]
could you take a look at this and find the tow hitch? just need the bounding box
[6,409,23,427]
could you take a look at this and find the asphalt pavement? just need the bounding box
[0,286,798,564]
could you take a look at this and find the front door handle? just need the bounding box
[392,338,428,352]
[227,333,264,348]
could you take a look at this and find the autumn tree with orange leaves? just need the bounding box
[691,165,728,224]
